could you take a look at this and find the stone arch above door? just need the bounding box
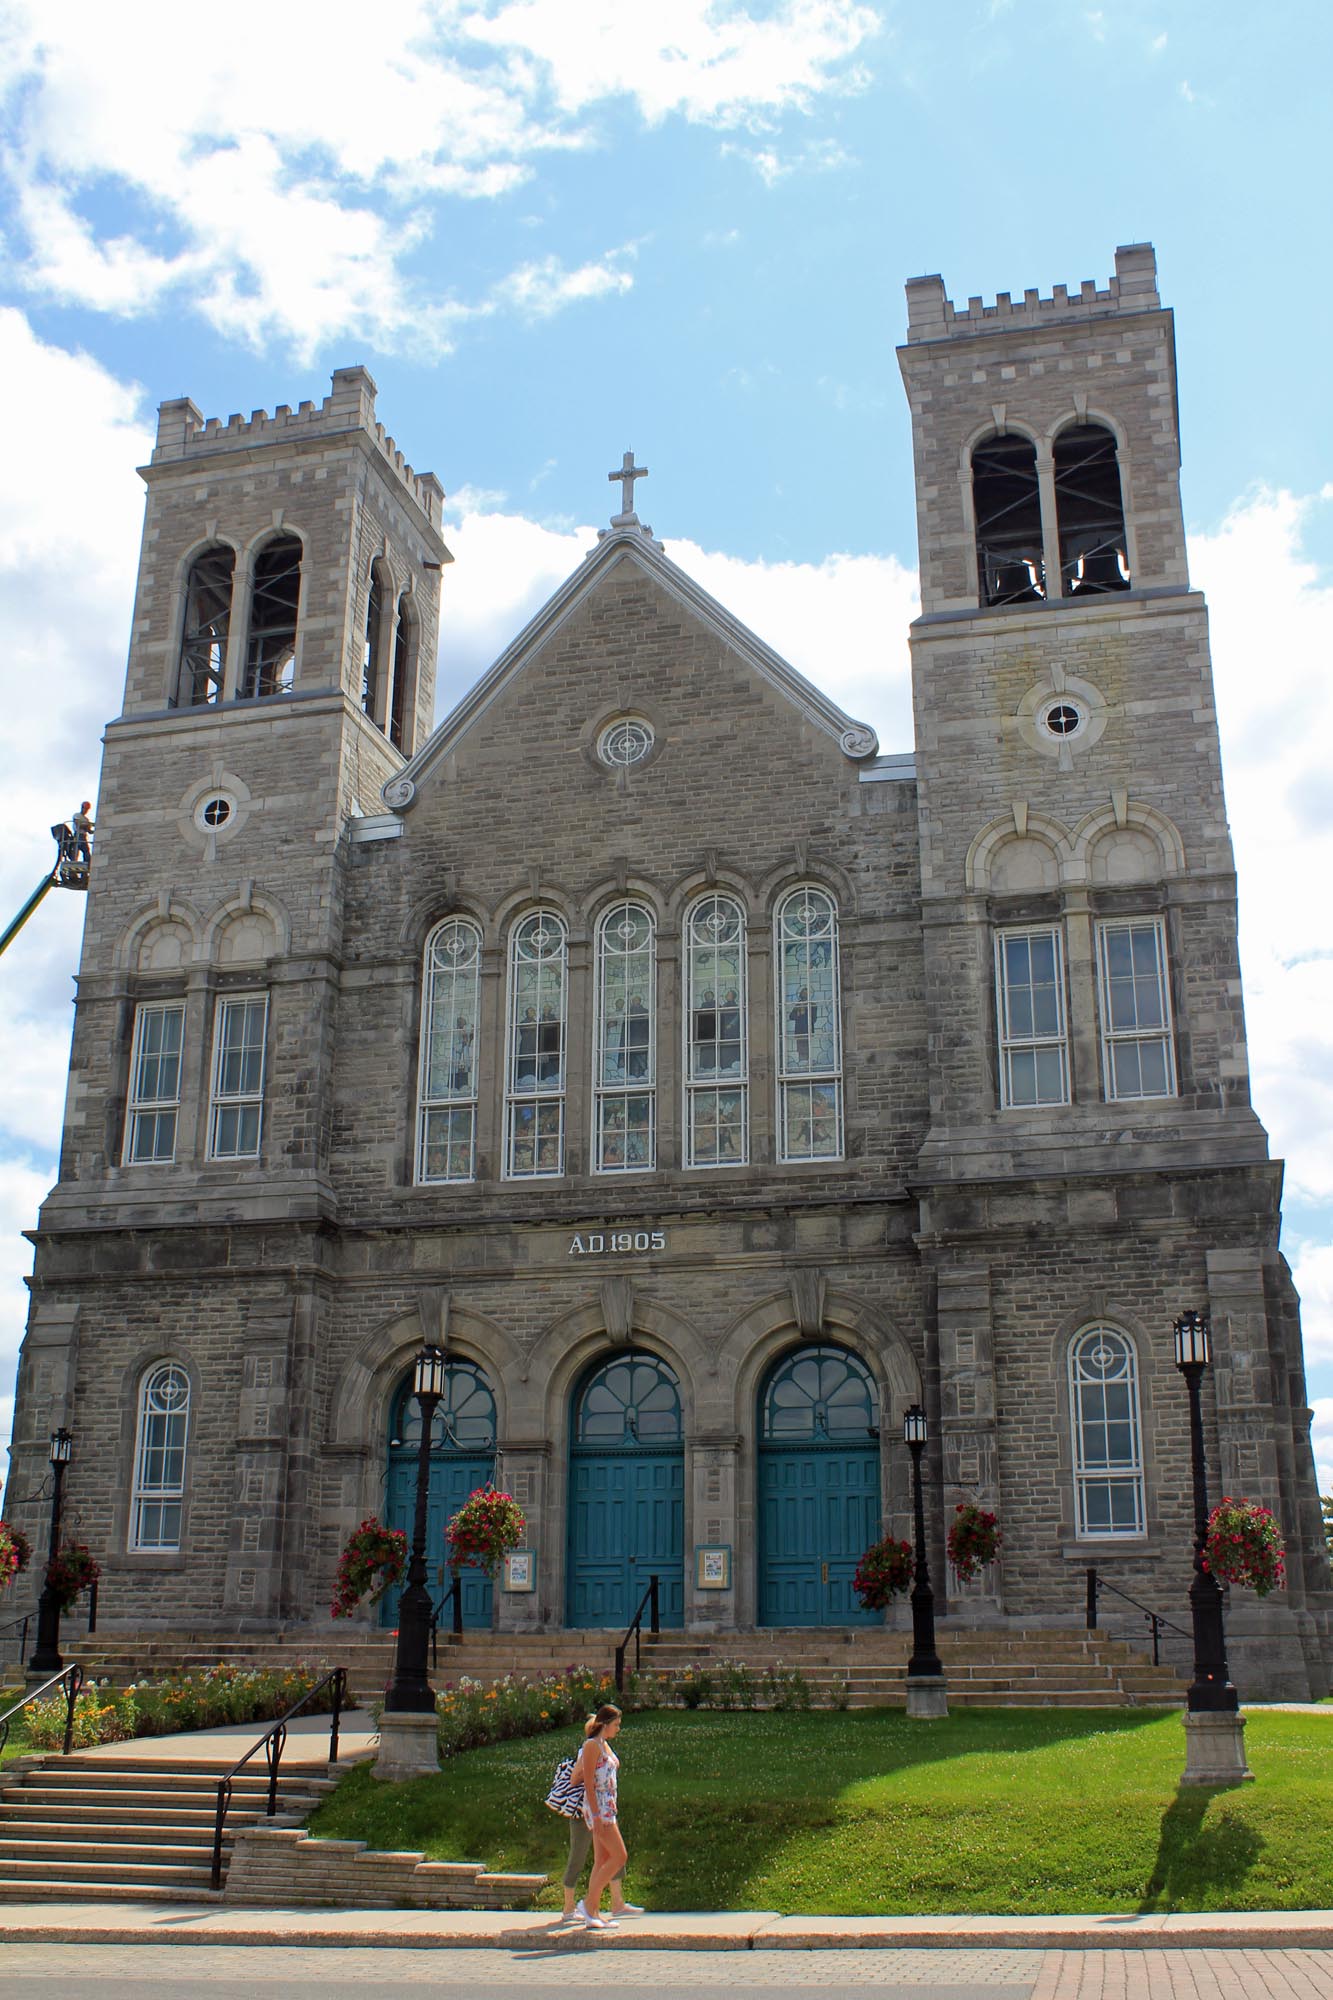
[328,1297,524,1451]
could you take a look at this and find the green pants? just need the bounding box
[563,1815,625,1890]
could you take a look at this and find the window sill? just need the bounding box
[1060,1541,1162,1560]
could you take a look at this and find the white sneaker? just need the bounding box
[612,1903,644,1917]
[574,1898,590,1922]
[585,1915,618,1931]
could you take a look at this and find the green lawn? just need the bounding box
[309,1708,1333,1916]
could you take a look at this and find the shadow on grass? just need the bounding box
[312,1706,1174,1915]
[1137,1785,1264,1914]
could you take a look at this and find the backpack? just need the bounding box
[545,1753,585,1818]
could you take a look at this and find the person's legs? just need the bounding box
[561,1818,591,1918]
[585,1821,627,1920]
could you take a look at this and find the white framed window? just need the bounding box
[125,1002,185,1164]
[418,917,482,1183]
[129,1361,191,1552]
[505,910,567,1178]
[594,902,656,1172]
[1069,1325,1146,1537]
[995,927,1070,1108]
[208,993,268,1159]
[684,894,748,1168]
[775,886,843,1162]
[1096,917,1177,1101]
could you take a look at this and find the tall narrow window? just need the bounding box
[1096,918,1176,1101]
[176,546,234,706]
[972,431,1045,606]
[775,886,843,1162]
[241,534,302,698]
[208,994,268,1159]
[685,894,748,1167]
[995,927,1070,1108]
[130,1361,191,1552]
[1055,423,1130,594]
[1070,1326,1145,1536]
[418,918,482,1183]
[594,902,656,1173]
[125,1002,185,1163]
[388,595,416,752]
[362,562,387,719]
[505,910,567,1178]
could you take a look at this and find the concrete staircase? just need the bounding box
[0,1751,334,1903]
[70,1624,1189,1708]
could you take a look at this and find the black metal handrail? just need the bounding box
[613,1575,660,1694]
[429,1575,464,1668]
[210,1666,347,1890]
[1086,1568,1190,1667]
[0,1663,83,1759]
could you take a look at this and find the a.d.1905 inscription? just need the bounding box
[569,1229,666,1256]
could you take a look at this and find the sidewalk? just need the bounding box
[0,1904,1331,1952]
[56,1707,380,1766]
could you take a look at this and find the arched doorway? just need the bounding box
[567,1351,684,1628]
[757,1342,881,1626]
[382,1357,496,1628]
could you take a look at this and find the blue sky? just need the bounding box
[2,0,1332,1493]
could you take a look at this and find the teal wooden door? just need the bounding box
[382,1360,496,1629]
[568,1352,684,1628]
[758,1344,882,1627]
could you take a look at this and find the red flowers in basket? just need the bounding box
[0,1521,32,1592]
[45,1542,100,1610]
[852,1536,915,1610]
[947,1503,1002,1584]
[331,1518,407,1618]
[445,1487,526,1579]
[1203,1497,1286,1598]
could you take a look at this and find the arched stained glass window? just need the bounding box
[595,902,655,1172]
[419,918,482,1183]
[684,894,747,1168]
[392,1357,496,1450]
[761,1344,879,1442]
[130,1361,191,1551]
[1069,1326,1145,1536]
[242,534,302,698]
[506,909,567,1178]
[574,1353,683,1447]
[176,546,234,706]
[775,886,843,1162]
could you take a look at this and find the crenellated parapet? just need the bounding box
[150,365,445,523]
[904,243,1160,344]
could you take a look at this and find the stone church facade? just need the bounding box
[7,243,1330,1697]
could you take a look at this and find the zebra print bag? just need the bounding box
[544,1754,585,1818]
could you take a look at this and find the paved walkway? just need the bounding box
[58,1706,380,1765]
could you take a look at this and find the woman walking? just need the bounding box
[574,1702,630,1931]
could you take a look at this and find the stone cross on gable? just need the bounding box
[608,450,648,519]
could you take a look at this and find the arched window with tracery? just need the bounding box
[389,594,417,752]
[176,545,235,706]
[684,893,747,1167]
[1069,1325,1145,1536]
[129,1361,191,1551]
[972,431,1045,606]
[775,886,843,1162]
[418,917,483,1183]
[505,910,567,1178]
[594,902,656,1172]
[1054,423,1130,594]
[241,534,302,698]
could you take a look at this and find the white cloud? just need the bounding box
[0,0,879,358]
[1291,1245,1333,1368]
[1311,1397,1333,1497]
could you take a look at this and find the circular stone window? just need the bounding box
[200,796,232,828]
[597,717,655,769]
[1040,700,1084,740]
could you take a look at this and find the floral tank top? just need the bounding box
[583,1741,619,1826]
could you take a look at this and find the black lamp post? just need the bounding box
[903,1404,945,1689]
[383,1345,447,1716]
[1172,1311,1238,1714]
[28,1429,73,1675]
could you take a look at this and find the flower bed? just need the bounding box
[21,1663,338,1752]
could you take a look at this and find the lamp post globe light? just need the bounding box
[1173,1310,1252,1786]
[903,1403,947,1720]
[28,1429,74,1677]
[374,1344,447,1782]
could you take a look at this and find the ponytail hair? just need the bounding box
[584,1703,622,1738]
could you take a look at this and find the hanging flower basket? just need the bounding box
[1203,1497,1286,1598]
[947,1503,1002,1584]
[45,1542,100,1610]
[0,1521,31,1592]
[852,1536,915,1611]
[331,1517,407,1619]
[446,1487,526,1579]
